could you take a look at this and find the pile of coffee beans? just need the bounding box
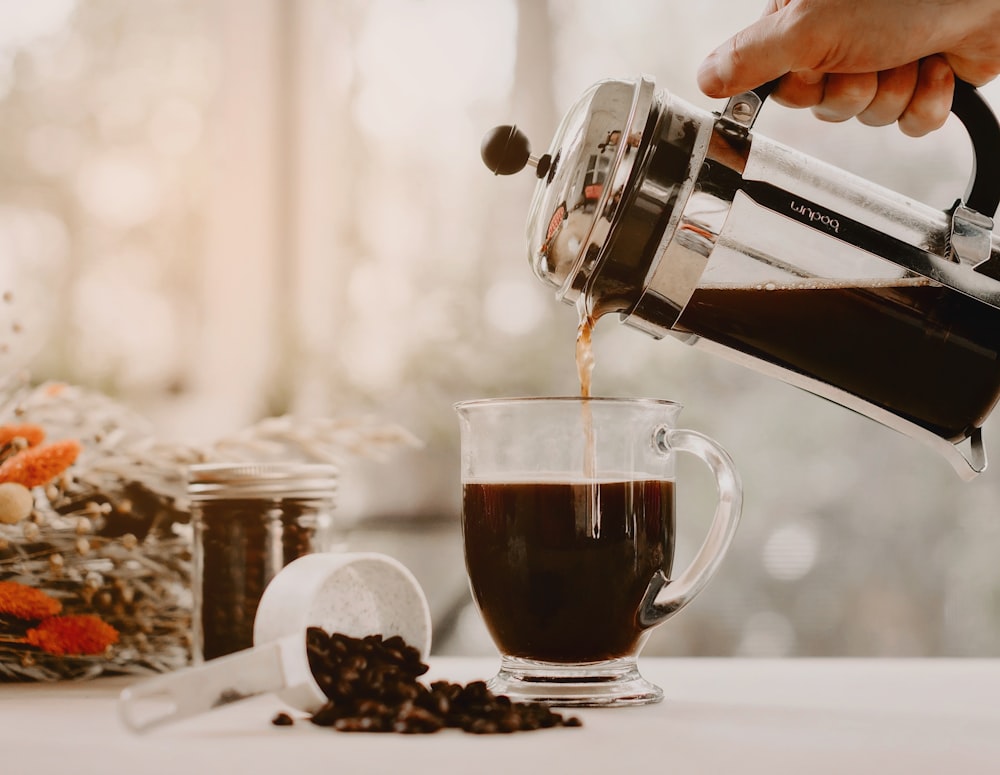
[270,627,581,734]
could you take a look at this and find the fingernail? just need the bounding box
[812,106,850,123]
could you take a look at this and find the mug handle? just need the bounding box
[638,428,743,628]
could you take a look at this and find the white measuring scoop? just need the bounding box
[118,551,432,733]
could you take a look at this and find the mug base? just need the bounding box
[487,655,663,707]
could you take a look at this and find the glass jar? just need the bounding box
[188,462,338,662]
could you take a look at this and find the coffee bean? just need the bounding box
[299,628,580,735]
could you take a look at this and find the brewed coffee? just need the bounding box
[462,479,674,664]
[677,278,1000,442]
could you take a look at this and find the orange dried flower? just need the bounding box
[0,423,45,448]
[0,580,62,620]
[0,438,81,488]
[25,614,119,656]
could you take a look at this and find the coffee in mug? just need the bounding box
[463,478,674,664]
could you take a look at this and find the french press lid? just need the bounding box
[481,77,656,309]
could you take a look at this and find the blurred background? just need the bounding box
[2,0,999,658]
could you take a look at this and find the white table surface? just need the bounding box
[3,657,1000,775]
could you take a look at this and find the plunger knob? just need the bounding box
[481,125,551,179]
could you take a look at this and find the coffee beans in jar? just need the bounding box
[188,462,338,662]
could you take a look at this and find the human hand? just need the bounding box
[697,0,1000,136]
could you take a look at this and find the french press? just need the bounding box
[482,76,1000,480]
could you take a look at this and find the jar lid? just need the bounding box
[188,462,338,500]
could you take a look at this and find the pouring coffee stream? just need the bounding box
[482,77,1000,480]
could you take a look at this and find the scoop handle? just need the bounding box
[118,635,303,734]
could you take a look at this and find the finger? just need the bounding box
[760,0,788,17]
[698,11,800,97]
[943,53,998,88]
[811,72,878,122]
[898,55,954,137]
[771,70,826,108]
[857,63,920,127]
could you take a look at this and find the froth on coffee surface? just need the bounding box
[463,474,666,485]
[698,275,935,292]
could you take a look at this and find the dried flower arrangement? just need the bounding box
[0,373,421,682]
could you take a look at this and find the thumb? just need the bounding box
[698,13,801,97]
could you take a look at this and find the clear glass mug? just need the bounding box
[455,397,742,707]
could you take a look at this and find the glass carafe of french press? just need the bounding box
[482,76,1000,480]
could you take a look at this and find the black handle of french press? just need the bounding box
[749,79,780,103]
[750,77,1000,217]
[950,79,1000,217]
